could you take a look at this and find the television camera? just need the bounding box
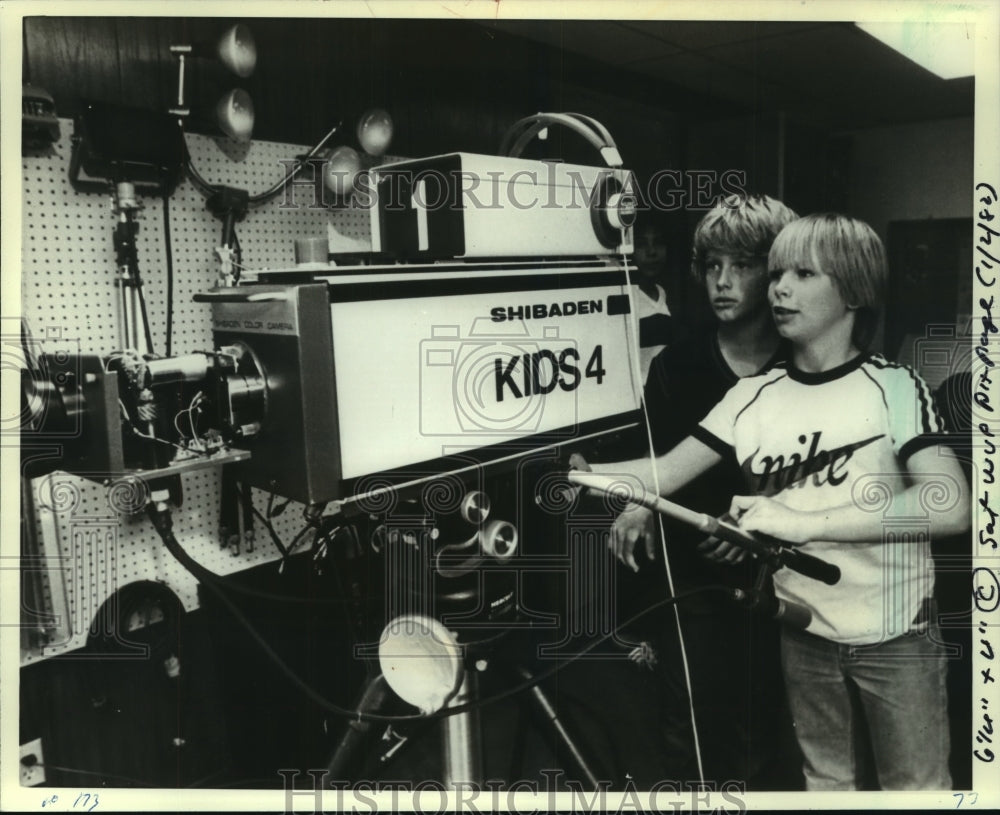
[21,111,837,786]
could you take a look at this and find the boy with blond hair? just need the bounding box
[593,213,967,789]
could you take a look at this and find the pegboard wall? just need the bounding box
[20,120,373,664]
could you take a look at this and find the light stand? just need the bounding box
[111,182,155,355]
[441,670,483,786]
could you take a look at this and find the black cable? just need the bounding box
[162,192,174,358]
[231,229,243,283]
[247,121,342,205]
[266,487,291,519]
[250,503,289,559]
[183,122,342,205]
[284,521,313,557]
[149,504,727,725]
[185,157,217,196]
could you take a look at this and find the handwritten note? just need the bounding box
[975,180,999,772]
[39,792,99,812]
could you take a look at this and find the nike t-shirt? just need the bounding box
[693,353,945,645]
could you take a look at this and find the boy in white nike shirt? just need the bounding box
[586,213,969,789]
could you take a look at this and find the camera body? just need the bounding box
[220,258,642,504]
[25,147,643,509]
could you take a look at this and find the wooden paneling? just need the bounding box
[22,16,690,157]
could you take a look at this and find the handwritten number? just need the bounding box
[955,792,983,806]
[45,792,100,811]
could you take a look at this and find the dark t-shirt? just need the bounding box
[638,328,787,609]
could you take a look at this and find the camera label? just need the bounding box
[489,300,603,322]
[325,280,639,479]
[495,345,605,401]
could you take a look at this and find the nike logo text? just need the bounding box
[742,432,884,495]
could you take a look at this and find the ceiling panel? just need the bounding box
[616,20,827,52]
[477,19,973,130]
[633,51,791,110]
[487,19,686,65]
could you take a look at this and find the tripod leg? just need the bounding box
[442,671,483,787]
[326,673,391,781]
[517,667,601,788]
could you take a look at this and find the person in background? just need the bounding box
[602,193,800,786]
[631,220,674,384]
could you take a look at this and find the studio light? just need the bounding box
[322,108,395,200]
[322,145,362,199]
[378,615,463,715]
[171,22,258,141]
[356,108,393,157]
[215,88,254,143]
[216,23,256,79]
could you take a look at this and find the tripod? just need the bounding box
[324,623,603,788]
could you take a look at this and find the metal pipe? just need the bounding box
[442,671,482,787]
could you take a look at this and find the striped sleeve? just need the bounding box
[696,379,749,454]
[871,360,945,463]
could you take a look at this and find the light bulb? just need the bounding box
[216,88,254,142]
[357,108,393,157]
[323,145,362,198]
[217,24,257,79]
[378,615,462,715]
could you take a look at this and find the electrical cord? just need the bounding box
[231,229,243,282]
[249,502,289,558]
[277,522,315,574]
[183,121,343,206]
[173,501,345,606]
[162,192,174,358]
[618,246,706,783]
[148,503,729,725]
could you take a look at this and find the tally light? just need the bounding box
[856,21,974,80]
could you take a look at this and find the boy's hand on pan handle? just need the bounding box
[610,505,656,572]
[729,495,810,545]
[568,455,656,572]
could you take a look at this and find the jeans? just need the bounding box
[653,606,789,786]
[780,621,951,790]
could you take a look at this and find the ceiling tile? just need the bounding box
[485,19,686,65]
[618,20,827,52]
